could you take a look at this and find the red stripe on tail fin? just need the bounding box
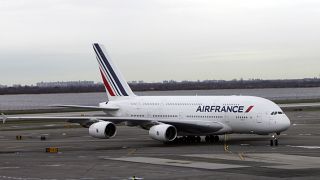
[100,69,115,96]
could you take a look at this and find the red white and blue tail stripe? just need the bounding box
[93,43,135,98]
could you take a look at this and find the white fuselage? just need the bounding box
[100,96,291,136]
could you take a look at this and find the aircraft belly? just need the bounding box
[170,121,225,136]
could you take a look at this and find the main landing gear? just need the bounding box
[171,136,201,144]
[270,133,280,146]
[205,135,220,143]
[168,135,220,144]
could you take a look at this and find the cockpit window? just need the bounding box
[271,111,283,115]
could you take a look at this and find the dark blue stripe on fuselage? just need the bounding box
[93,44,128,96]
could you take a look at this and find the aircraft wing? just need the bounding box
[1,116,148,125]
[50,104,119,111]
[1,115,223,134]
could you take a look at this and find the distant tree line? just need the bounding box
[0,78,319,95]
[130,78,320,91]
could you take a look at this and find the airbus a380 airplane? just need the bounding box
[2,43,291,145]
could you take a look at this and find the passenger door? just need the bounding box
[255,112,269,133]
[269,112,276,129]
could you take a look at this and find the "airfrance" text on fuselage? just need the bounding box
[196,105,244,113]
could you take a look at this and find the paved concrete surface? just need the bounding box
[0,110,319,180]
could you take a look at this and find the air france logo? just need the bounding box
[196,105,254,113]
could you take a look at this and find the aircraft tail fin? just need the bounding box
[93,43,135,99]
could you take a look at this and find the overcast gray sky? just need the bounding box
[0,0,320,86]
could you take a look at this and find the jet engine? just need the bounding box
[149,124,177,142]
[88,121,116,139]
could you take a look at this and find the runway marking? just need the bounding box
[0,175,56,180]
[185,153,320,169]
[127,148,137,155]
[105,157,248,170]
[292,123,320,126]
[287,145,320,149]
[299,133,312,136]
[42,164,63,167]
[44,124,56,127]
[240,144,250,146]
[128,176,144,180]
[6,146,24,149]
[0,167,20,169]
[238,153,245,160]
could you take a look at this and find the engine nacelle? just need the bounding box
[149,124,177,142]
[88,121,116,139]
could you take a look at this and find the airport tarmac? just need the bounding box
[0,110,319,180]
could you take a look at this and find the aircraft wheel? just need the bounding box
[187,136,191,143]
[186,136,190,143]
[210,135,215,143]
[214,135,219,142]
[205,136,210,143]
[189,136,195,143]
[192,136,196,143]
[209,136,213,143]
[270,140,274,146]
[182,136,186,143]
[196,136,201,143]
[274,139,278,146]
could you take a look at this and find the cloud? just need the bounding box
[0,0,320,85]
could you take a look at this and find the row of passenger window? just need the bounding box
[153,114,178,118]
[132,102,203,106]
[166,103,202,106]
[222,104,240,106]
[186,115,223,119]
[236,116,249,119]
[143,103,161,106]
[131,114,225,119]
[130,114,145,117]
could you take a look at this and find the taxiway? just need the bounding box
[0,110,319,180]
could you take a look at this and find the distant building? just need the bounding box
[12,84,22,87]
[0,84,7,88]
[36,81,95,87]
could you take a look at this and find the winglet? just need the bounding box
[1,113,7,124]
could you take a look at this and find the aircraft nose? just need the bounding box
[279,115,291,132]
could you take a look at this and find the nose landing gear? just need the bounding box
[270,134,279,146]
